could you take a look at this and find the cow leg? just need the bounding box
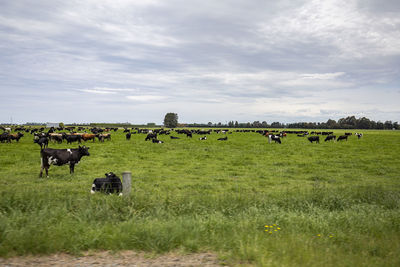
[39,157,44,177]
[70,164,75,174]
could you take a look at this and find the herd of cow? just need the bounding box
[1,126,363,194]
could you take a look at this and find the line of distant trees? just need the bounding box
[4,115,399,130]
[185,116,399,130]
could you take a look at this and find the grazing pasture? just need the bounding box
[0,128,399,266]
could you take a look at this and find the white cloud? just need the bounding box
[78,89,117,94]
[126,95,166,102]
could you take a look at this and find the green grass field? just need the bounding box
[0,129,399,266]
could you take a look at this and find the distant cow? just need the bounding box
[217,136,228,141]
[7,132,24,142]
[0,133,9,143]
[269,135,281,144]
[308,136,320,143]
[49,133,63,144]
[39,146,90,178]
[199,136,207,140]
[152,138,164,143]
[82,134,96,142]
[170,136,180,139]
[324,135,336,142]
[355,133,363,139]
[63,134,82,144]
[337,135,348,141]
[34,136,49,149]
[91,172,123,195]
[126,132,131,140]
[145,133,157,141]
[97,133,111,142]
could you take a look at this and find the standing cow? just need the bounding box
[308,136,320,143]
[39,146,90,177]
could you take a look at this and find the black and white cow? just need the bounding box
[308,136,320,143]
[324,135,336,142]
[199,136,207,140]
[268,135,281,144]
[337,135,348,141]
[152,138,164,143]
[91,172,123,195]
[355,133,363,139]
[39,146,90,177]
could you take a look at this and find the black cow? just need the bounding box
[170,136,180,139]
[145,132,157,141]
[217,136,228,141]
[337,135,348,141]
[324,135,336,142]
[63,134,82,144]
[126,132,131,140]
[0,133,9,143]
[34,136,49,149]
[308,136,320,143]
[91,172,123,195]
[39,146,90,178]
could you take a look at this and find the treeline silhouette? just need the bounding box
[186,116,399,129]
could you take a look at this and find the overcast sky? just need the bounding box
[1,0,399,124]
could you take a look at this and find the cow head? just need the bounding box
[78,145,90,156]
[105,172,117,178]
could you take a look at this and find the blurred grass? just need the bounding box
[0,129,399,266]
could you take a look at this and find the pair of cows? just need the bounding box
[39,146,122,194]
[0,132,24,143]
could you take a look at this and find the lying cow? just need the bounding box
[199,136,207,140]
[152,138,164,143]
[39,145,90,178]
[308,136,320,143]
[218,136,228,141]
[91,172,123,195]
[170,136,180,139]
[324,135,336,142]
[337,135,348,141]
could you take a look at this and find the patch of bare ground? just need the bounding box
[0,251,227,267]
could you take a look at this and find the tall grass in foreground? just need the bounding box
[0,129,399,266]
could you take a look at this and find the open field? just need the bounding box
[0,129,399,266]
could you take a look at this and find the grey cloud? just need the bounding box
[1,0,399,124]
